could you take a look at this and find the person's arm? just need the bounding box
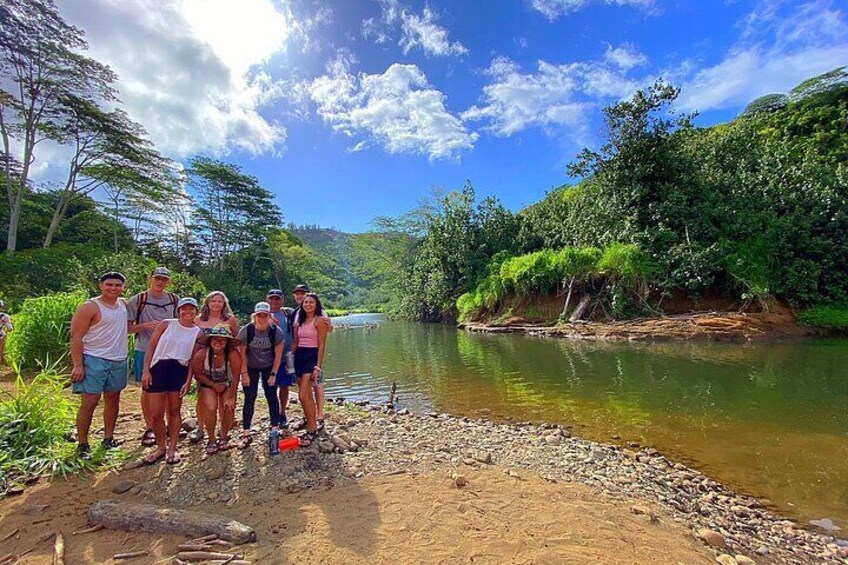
[291,325,299,353]
[269,339,283,386]
[182,350,203,397]
[312,323,329,382]
[317,315,333,333]
[142,321,169,390]
[69,302,97,383]
[223,350,241,410]
[126,296,160,335]
[191,349,215,389]
[237,345,250,386]
[228,316,239,336]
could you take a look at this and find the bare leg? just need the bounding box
[219,393,234,441]
[148,392,168,458]
[0,337,5,365]
[199,388,218,443]
[313,384,325,420]
[76,393,101,445]
[102,391,121,439]
[297,375,317,433]
[165,392,182,457]
[278,386,290,421]
[141,391,154,430]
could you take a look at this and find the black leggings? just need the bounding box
[241,367,280,429]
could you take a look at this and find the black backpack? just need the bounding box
[246,322,277,351]
[135,291,178,323]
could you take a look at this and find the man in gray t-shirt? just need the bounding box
[126,267,178,445]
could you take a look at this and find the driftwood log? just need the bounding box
[87,500,256,544]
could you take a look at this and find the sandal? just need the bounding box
[236,433,252,450]
[217,437,231,452]
[141,450,166,465]
[166,452,181,465]
[141,429,156,447]
[205,441,219,455]
[298,431,318,447]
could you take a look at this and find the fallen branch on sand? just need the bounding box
[176,551,243,561]
[72,524,104,536]
[87,500,256,544]
[0,528,19,543]
[114,550,149,560]
[52,532,64,565]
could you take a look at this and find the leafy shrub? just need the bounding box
[797,304,848,329]
[5,291,86,370]
[0,365,127,493]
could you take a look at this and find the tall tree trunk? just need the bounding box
[560,277,575,320]
[569,293,592,322]
[5,188,23,252]
[43,193,71,248]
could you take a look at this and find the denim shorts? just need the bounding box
[133,350,146,382]
[72,355,128,394]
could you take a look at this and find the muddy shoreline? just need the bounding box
[458,309,821,342]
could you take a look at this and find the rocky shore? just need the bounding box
[121,399,847,564]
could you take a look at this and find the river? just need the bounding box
[324,314,848,530]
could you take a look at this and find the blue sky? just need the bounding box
[50,0,848,232]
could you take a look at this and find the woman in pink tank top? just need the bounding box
[291,293,329,446]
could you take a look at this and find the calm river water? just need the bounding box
[324,314,848,529]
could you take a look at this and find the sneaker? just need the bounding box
[77,443,92,461]
[268,429,280,456]
[101,437,120,450]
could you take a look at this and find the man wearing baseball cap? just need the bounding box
[266,289,296,428]
[69,272,129,459]
[127,266,179,446]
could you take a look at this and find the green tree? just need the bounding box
[188,157,282,268]
[0,0,116,252]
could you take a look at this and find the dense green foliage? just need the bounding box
[797,305,848,330]
[5,291,87,369]
[0,366,126,493]
[383,69,848,322]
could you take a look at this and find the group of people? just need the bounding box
[69,267,332,465]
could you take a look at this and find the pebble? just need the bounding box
[698,528,727,549]
[112,480,135,494]
[715,555,737,565]
[126,404,842,564]
[452,474,468,488]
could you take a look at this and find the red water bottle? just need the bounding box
[278,437,299,452]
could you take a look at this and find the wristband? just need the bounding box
[269,371,276,377]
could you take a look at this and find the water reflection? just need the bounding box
[325,316,848,526]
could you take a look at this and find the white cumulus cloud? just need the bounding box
[362,1,467,57]
[604,44,647,70]
[531,0,656,20]
[677,0,848,111]
[304,56,477,160]
[462,56,641,138]
[55,0,290,158]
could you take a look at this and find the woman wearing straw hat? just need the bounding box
[189,324,242,455]
[188,291,240,445]
[237,301,285,455]
[141,297,202,465]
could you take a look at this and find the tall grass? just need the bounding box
[6,291,87,370]
[0,363,127,494]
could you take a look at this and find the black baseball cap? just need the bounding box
[293,284,310,293]
[99,271,126,283]
[266,289,284,298]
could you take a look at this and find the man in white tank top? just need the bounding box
[69,272,129,460]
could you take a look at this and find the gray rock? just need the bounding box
[112,480,135,494]
[544,435,561,446]
[181,417,198,432]
[475,451,493,464]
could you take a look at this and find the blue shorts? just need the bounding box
[133,350,146,382]
[277,371,297,387]
[73,355,128,395]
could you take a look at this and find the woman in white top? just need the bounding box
[141,297,201,465]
